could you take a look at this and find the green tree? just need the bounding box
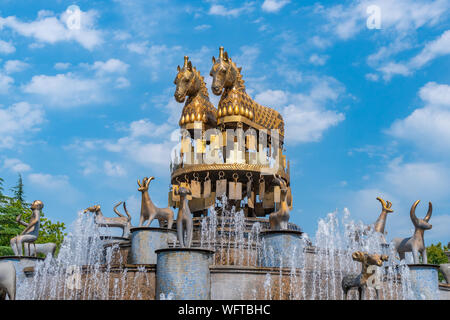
[11,174,25,204]
[427,242,449,282]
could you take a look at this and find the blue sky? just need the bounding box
[0,0,449,245]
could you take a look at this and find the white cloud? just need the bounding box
[255,77,346,144]
[54,62,71,70]
[322,0,449,40]
[377,62,412,81]
[91,58,129,75]
[3,158,31,173]
[0,102,45,148]
[0,73,13,94]
[208,3,254,17]
[194,24,211,31]
[388,82,450,153]
[104,161,126,177]
[262,0,290,13]
[23,73,104,107]
[115,77,130,88]
[0,40,15,54]
[0,8,103,50]
[410,29,450,69]
[309,54,329,66]
[28,173,71,190]
[3,60,29,74]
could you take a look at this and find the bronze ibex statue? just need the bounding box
[342,251,388,300]
[269,174,290,230]
[137,177,174,229]
[392,200,432,264]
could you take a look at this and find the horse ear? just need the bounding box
[212,56,216,64]
[238,67,242,73]
[177,65,181,72]
[187,61,192,71]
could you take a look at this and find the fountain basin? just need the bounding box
[408,264,440,300]
[130,227,177,264]
[259,230,304,268]
[155,248,214,300]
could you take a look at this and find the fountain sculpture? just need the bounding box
[0,261,16,300]
[1,46,446,301]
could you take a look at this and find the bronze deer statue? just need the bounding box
[269,174,290,230]
[392,200,432,264]
[83,202,132,238]
[137,177,174,229]
[174,56,217,128]
[341,251,388,300]
[175,186,193,247]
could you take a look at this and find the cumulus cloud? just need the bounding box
[0,102,45,148]
[0,40,15,54]
[3,158,31,172]
[255,77,346,144]
[23,73,105,107]
[388,82,450,153]
[3,60,29,74]
[0,73,14,94]
[91,58,129,75]
[0,8,103,50]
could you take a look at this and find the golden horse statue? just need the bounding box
[209,46,285,138]
[174,56,217,128]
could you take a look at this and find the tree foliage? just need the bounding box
[427,242,449,282]
[0,176,67,257]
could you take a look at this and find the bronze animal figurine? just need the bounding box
[10,200,43,256]
[83,202,132,238]
[374,197,393,238]
[269,174,290,230]
[392,200,432,264]
[341,251,388,300]
[210,46,285,137]
[175,186,193,247]
[137,177,174,229]
[174,56,217,128]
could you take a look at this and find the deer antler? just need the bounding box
[146,176,155,187]
[377,197,393,212]
[137,179,142,187]
[113,201,124,217]
[122,201,132,220]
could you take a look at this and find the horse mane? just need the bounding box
[192,67,210,99]
[229,58,245,90]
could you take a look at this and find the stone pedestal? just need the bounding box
[408,264,440,300]
[130,227,177,265]
[259,230,304,268]
[155,248,214,300]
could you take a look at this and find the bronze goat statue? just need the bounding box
[269,174,290,230]
[342,251,388,300]
[137,177,174,229]
[392,200,432,264]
